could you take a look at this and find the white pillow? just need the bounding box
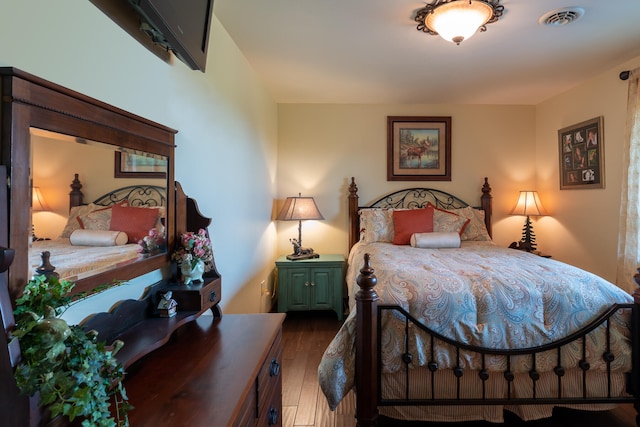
[410,232,461,249]
[69,229,129,246]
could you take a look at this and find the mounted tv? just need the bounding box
[127,0,214,72]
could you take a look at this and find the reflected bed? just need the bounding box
[29,175,166,282]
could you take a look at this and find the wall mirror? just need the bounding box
[0,67,176,301]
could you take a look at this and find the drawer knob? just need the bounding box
[268,407,278,425]
[269,358,281,377]
[209,290,217,302]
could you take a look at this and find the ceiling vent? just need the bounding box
[539,7,585,26]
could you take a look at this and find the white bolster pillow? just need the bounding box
[410,232,461,249]
[70,229,129,247]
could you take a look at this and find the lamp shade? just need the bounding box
[425,0,493,44]
[510,191,546,217]
[32,186,51,212]
[276,195,324,221]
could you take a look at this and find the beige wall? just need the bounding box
[277,57,640,290]
[535,56,640,287]
[1,0,279,314]
[277,104,536,257]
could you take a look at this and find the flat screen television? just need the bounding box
[127,0,214,72]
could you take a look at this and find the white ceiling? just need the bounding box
[213,0,640,105]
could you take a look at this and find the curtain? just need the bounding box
[616,67,640,293]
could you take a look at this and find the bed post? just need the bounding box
[355,253,379,427]
[481,177,492,238]
[69,173,83,209]
[633,270,640,426]
[348,177,359,251]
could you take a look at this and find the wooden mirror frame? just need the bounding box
[0,67,176,302]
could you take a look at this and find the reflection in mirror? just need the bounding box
[30,128,168,285]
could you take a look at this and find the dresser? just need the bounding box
[276,254,345,321]
[125,313,285,426]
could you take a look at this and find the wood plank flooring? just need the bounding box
[281,311,638,427]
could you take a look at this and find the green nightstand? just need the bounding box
[276,254,345,321]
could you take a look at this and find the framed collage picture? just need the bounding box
[558,116,604,190]
[387,116,451,181]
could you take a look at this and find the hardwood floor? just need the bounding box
[281,311,638,427]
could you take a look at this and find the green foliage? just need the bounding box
[13,276,131,426]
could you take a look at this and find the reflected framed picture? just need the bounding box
[114,152,167,179]
[387,116,451,181]
[558,116,604,190]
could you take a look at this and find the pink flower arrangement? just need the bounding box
[137,228,166,255]
[172,228,213,272]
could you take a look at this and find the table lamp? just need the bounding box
[276,193,324,260]
[32,186,51,241]
[509,190,546,252]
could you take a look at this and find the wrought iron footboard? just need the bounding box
[376,304,637,408]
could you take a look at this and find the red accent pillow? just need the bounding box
[109,205,159,243]
[392,208,434,245]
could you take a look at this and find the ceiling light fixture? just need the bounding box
[415,0,504,45]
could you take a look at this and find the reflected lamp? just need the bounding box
[32,186,51,241]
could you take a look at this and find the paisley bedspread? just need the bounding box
[30,238,142,282]
[318,241,633,412]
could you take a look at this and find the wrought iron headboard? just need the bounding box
[347,177,493,250]
[68,174,166,209]
[367,188,471,211]
[92,185,166,207]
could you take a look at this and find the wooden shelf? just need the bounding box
[114,310,200,368]
[81,276,221,369]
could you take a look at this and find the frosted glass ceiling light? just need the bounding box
[415,0,504,45]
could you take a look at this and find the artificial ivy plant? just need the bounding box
[12,275,131,426]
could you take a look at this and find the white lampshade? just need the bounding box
[425,0,493,44]
[510,191,546,217]
[276,196,324,221]
[32,186,51,212]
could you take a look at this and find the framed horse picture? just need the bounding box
[387,116,451,181]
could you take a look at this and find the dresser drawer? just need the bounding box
[258,376,282,427]
[233,385,258,427]
[257,329,282,425]
[169,277,221,312]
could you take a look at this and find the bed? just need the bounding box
[318,177,640,426]
[29,174,166,282]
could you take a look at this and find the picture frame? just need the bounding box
[558,116,604,190]
[114,151,167,179]
[387,116,451,181]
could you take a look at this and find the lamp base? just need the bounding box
[287,238,319,260]
[509,241,533,252]
[286,252,320,261]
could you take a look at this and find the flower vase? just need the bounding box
[181,259,205,285]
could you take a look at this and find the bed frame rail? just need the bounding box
[355,253,640,427]
[377,303,634,407]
